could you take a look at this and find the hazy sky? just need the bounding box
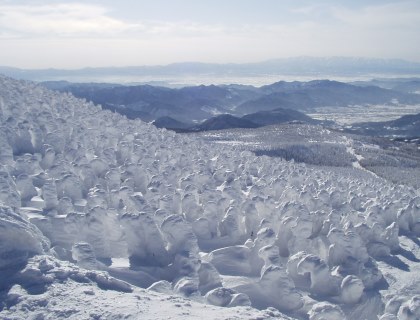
[1,0,419,68]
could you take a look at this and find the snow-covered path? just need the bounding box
[344,136,380,178]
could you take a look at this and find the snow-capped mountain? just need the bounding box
[0,75,419,319]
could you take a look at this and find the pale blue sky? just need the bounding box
[0,0,419,68]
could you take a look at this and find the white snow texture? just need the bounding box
[0,75,419,319]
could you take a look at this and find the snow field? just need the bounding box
[0,76,419,319]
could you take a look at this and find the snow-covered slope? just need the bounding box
[0,75,419,319]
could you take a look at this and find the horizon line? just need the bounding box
[2,56,420,71]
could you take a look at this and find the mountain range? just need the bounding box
[351,78,420,94]
[154,108,322,132]
[2,57,420,83]
[236,80,420,113]
[41,79,420,129]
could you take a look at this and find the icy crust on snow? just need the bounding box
[0,75,419,319]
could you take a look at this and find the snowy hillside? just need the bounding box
[0,75,419,319]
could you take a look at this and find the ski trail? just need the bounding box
[344,137,380,178]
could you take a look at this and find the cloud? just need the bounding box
[274,1,420,61]
[0,2,228,39]
[327,2,420,59]
[0,1,419,67]
[0,3,142,38]
[332,1,420,28]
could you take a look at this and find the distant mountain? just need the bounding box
[237,80,420,114]
[190,114,260,131]
[242,108,319,126]
[184,108,320,132]
[251,57,420,75]
[349,113,420,138]
[41,80,122,90]
[351,78,420,94]
[41,79,420,127]
[42,82,258,122]
[101,105,154,122]
[259,81,311,94]
[153,116,191,130]
[2,57,420,83]
[388,112,420,128]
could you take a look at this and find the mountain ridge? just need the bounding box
[39,79,420,130]
[2,56,420,82]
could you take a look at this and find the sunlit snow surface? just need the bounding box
[0,75,419,320]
